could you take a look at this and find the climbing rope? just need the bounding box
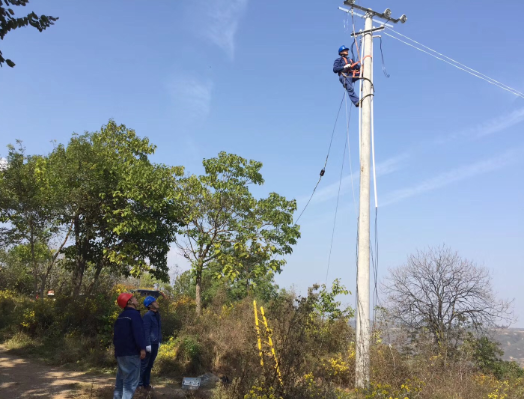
[294,92,346,224]
[325,130,347,283]
[325,98,353,282]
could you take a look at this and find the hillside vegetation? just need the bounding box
[1,121,523,399]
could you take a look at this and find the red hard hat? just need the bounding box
[117,293,133,309]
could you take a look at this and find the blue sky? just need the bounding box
[1,0,523,325]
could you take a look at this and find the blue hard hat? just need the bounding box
[338,45,349,54]
[143,296,157,308]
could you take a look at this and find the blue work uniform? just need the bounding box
[113,307,146,399]
[333,56,361,105]
[139,310,162,388]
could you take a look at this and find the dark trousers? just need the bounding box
[339,75,360,105]
[139,343,159,388]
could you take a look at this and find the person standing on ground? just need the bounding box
[139,296,162,391]
[113,293,146,399]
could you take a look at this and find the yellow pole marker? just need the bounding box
[253,300,264,366]
[260,306,283,387]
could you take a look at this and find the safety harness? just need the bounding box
[339,56,361,79]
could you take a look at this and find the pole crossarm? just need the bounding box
[343,0,407,24]
[338,7,394,28]
[351,26,385,37]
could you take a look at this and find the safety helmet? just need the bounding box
[338,45,349,54]
[117,292,133,309]
[143,296,157,308]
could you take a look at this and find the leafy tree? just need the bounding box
[0,143,67,297]
[383,246,513,349]
[469,335,524,380]
[171,269,195,299]
[0,246,34,294]
[49,121,184,296]
[172,261,280,308]
[1,0,58,67]
[312,279,353,322]
[176,152,300,315]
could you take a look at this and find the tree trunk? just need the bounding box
[87,262,104,295]
[29,219,39,300]
[72,258,86,297]
[72,216,85,297]
[40,221,74,299]
[195,266,202,316]
[39,275,46,300]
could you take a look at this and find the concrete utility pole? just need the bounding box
[356,12,373,389]
[340,0,407,389]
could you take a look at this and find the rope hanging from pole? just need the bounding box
[294,92,346,224]
[379,37,390,78]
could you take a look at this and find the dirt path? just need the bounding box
[0,345,178,398]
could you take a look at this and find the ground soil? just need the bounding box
[0,345,199,398]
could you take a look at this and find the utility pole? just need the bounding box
[340,0,407,389]
[356,12,373,389]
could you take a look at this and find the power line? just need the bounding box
[325,128,349,283]
[386,28,524,98]
[383,31,524,99]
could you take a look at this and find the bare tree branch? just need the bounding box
[382,246,514,348]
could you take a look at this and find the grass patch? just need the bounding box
[2,332,116,373]
[3,331,35,350]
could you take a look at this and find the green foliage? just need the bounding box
[0,247,34,294]
[172,269,195,298]
[0,0,59,67]
[0,287,123,368]
[48,120,185,293]
[177,151,300,314]
[470,336,524,380]
[172,263,279,310]
[313,279,353,322]
[0,143,55,243]
[0,143,64,297]
[471,336,505,373]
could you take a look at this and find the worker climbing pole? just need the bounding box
[338,0,407,390]
[333,45,361,107]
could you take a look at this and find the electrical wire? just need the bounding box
[295,93,345,224]
[325,110,351,283]
[345,93,358,218]
[383,31,524,99]
[386,27,524,97]
[379,36,390,78]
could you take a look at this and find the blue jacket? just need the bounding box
[143,310,162,346]
[333,56,360,77]
[113,307,146,357]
